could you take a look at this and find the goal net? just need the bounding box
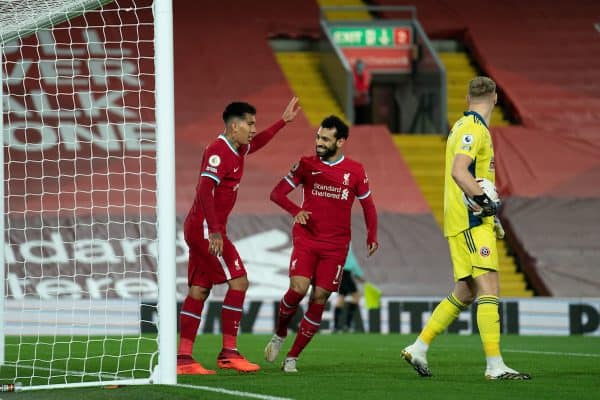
[1,0,176,390]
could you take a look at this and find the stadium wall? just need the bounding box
[6,297,600,337]
[375,0,600,297]
[4,213,452,299]
[7,0,599,305]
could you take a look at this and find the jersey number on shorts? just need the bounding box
[333,264,342,285]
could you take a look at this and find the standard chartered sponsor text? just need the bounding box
[312,182,343,199]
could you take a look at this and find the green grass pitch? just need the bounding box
[3,333,599,399]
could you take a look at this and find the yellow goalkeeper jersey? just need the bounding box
[443,111,495,237]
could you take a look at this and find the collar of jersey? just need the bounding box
[463,111,489,129]
[320,155,345,166]
[218,134,239,156]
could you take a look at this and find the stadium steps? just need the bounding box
[275,51,347,126]
[317,0,372,21]
[276,0,370,123]
[438,52,509,127]
[392,134,533,298]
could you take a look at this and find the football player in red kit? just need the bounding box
[264,115,378,372]
[177,98,300,375]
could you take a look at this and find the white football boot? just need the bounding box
[281,357,298,373]
[485,364,531,380]
[264,334,285,362]
[401,344,432,377]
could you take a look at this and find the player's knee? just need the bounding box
[228,275,249,291]
[289,278,310,296]
[311,287,332,304]
[290,284,309,297]
[189,285,210,300]
[457,293,475,305]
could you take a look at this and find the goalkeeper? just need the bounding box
[401,77,530,380]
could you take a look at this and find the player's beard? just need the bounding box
[316,143,337,160]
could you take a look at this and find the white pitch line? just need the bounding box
[4,364,296,399]
[177,383,294,400]
[504,349,600,358]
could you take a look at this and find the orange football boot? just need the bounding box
[217,349,261,372]
[176,355,216,375]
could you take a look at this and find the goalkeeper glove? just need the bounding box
[494,216,505,239]
[472,193,499,217]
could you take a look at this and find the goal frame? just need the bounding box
[0,0,176,389]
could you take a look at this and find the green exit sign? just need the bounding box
[330,26,411,48]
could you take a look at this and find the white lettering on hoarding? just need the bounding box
[20,232,69,264]
[4,28,152,153]
[115,278,158,299]
[7,274,29,299]
[37,280,82,299]
[36,29,131,58]
[4,229,292,300]
[73,239,119,264]
[86,277,112,299]
[4,121,155,152]
[7,230,189,266]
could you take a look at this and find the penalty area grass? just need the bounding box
[3,333,599,400]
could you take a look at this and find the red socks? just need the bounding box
[276,289,305,338]
[288,302,325,358]
[221,289,246,350]
[178,296,205,356]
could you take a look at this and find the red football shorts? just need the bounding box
[288,238,349,292]
[184,221,246,288]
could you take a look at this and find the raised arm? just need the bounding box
[247,97,301,154]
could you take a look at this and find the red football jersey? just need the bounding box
[186,119,286,236]
[284,155,371,245]
[187,135,250,234]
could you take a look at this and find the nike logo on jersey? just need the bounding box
[311,171,322,175]
[233,167,240,173]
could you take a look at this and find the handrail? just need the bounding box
[413,18,447,133]
[319,18,355,123]
[318,4,446,132]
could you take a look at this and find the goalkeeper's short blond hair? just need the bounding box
[468,76,496,99]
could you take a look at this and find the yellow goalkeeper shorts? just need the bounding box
[447,222,498,281]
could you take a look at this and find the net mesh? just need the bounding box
[2,0,159,387]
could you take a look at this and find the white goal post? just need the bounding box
[0,0,176,390]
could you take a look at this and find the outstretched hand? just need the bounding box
[367,241,378,257]
[282,97,301,123]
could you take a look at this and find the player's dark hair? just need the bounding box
[320,115,349,140]
[222,102,256,123]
